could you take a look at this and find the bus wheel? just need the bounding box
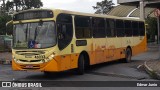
[125,48,132,63]
[44,71,51,76]
[77,54,85,75]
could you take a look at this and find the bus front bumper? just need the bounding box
[12,59,59,72]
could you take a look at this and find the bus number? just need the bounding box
[35,55,45,59]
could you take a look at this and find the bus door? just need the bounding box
[57,14,73,70]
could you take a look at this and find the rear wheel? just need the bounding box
[125,48,132,63]
[77,54,85,75]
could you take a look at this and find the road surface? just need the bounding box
[0,45,159,90]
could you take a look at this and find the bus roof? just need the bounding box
[13,8,144,22]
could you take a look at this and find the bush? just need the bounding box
[0,15,12,35]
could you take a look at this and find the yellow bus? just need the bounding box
[12,9,147,74]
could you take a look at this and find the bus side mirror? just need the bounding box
[58,33,64,39]
[39,20,43,26]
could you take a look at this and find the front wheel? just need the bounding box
[44,71,52,76]
[125,48,132,63]
[77,54,85,75]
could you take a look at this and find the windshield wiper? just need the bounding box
[25,27,28,42]
[34,27,38,40]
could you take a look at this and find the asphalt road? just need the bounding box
[0,45,160,90]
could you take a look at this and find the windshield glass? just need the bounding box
[13,21,56,49]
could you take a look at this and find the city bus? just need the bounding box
[12,9,147,75]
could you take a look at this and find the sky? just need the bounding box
[41,0,117,13]
[0,0,117,13]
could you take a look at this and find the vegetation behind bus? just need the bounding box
[145,17,157,43]
[0,15,12,35]
[6,0,43,12]
[93,0,114,14]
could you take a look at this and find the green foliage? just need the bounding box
[93,0,114,14]
[6,0,43,12]
[145,17,157,42]
[0,15,12,35]
[6,1,14,12]
[24,0,43,9]
[0,0,43,35]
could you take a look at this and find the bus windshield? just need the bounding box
[13,21,56,49]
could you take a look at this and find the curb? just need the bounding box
[144,61,160,80]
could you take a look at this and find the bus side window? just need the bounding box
[139,22,145,36]
[92,17,106,38]
[106,19,115,37]
[57,14,73,50]
[75,16,92,39]
[132,21,139,36]
[124,20,132,37]
[116,19,125,37]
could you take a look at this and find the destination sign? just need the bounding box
[13,10,53,21]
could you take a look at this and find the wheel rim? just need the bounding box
[126,50,131,62]
[78,55,85,74]
[81,56,85,70]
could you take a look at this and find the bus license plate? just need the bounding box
[26,65,33,68]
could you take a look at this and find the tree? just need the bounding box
[6,0,43,12]
[6,1,14,12]
[145,17,157,42]
[0,0,43,35]
[23,0,43,10]
[93,0,114,14]
[0,15,12,35]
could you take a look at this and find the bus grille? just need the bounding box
[19,59,42,62]
[16,51,45,55]
[20,65,40,69]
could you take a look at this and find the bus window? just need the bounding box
[124,20,132,37]
[116,19,125,37]
[132,21,139,36]
[57,14,73,50]
[92,18,106,38]
[75,16,92,39]
[139,22,145,36]
[106,19,115,37]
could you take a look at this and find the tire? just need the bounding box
[125,48,132,63]
[77,54,85,75]
[44,71,51,76]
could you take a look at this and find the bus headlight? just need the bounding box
[13,56,17,61]
[44,54,55,62]
[12,56,15,60]
[13,58,20,62]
